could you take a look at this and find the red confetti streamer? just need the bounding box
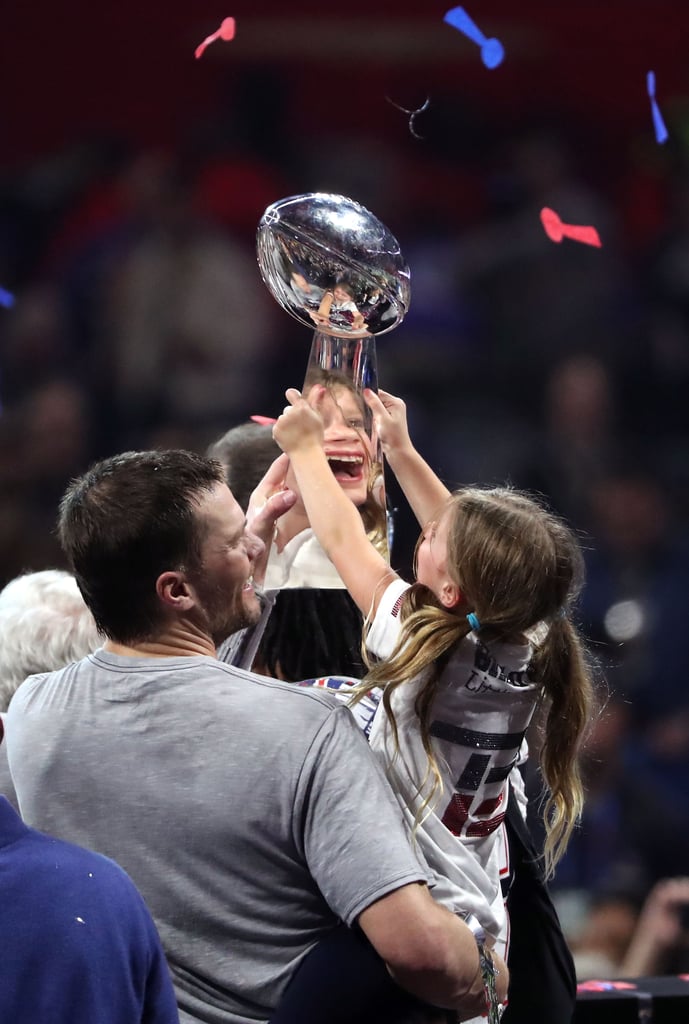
[250,415,277,425]
[540,207,602,248]
[195,17,236,59]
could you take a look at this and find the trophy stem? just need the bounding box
[303,330,390,564]
[304,330,379,394]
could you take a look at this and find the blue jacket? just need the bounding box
[0,796,179,1024]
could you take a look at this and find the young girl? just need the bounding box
[273,385,595,959]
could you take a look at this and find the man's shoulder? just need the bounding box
[97,654,346,726]
[8,654,346,746]
[8,657,88,706]
[216,665,343,716]
[18,818,138,894]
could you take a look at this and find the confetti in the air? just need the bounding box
[385,96,431,140]
[250,415,277,425]
[646,71,669,144]
[0,286,15,309]
[443,6,504,69]
[195,17,236,60]
[540,207,602,248]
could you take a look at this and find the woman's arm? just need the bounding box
[619,877,689,976]
[273,389,397,618]
[364,388,450,527]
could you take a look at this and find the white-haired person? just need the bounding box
[0,569,102,807]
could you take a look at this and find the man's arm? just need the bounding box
[359,882,508,1019]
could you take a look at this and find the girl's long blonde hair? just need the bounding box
[359,486,595,878]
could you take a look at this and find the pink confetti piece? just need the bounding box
[250,415,277,425]
[540,207,602,248]
[195,17,236,60]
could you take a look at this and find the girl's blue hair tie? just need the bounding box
[466,612,481,631]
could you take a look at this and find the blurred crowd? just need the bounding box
[2,82,689,980]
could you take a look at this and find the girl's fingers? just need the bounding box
[363,388,386,415]
[309,384,326,406]
[285,387,302,406]
[365,387,402,415]
[376,388,399,405]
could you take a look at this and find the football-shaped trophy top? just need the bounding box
[256,193,411,340]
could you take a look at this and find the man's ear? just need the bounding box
[439,580,462,610]
[156,571,195,612]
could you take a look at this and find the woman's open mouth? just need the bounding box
[326,453,365,483]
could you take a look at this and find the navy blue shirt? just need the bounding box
[0,796,179,1024]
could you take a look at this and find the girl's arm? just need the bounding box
[364,388,450,527]
[273,389,397,618]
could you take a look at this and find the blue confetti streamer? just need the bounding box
[443,6,505,69]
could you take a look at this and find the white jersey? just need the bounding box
[300,676,381,738]
[263,529,345,590]
[366,578,539,953]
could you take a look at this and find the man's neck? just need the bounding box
[104,623,217,660]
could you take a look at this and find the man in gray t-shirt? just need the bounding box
[7,449,505,1024]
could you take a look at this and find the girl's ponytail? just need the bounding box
[530,614,595,878]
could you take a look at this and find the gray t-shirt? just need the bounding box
[6,651,427,1024]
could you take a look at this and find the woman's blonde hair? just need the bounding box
[360,485,595,878]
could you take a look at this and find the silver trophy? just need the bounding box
[256,192,411,584]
